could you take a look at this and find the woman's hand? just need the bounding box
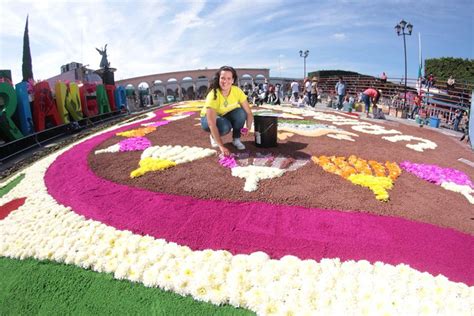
[240,127,249,136]
[219,145,231,156]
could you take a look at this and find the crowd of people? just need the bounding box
[198,67,470,155]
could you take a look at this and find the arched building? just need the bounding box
[115,68,270,101]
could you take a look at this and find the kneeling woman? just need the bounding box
[201,66,253,156]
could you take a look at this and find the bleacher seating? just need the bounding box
[315,74,472,131]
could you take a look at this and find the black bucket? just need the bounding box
[254,115,278,147]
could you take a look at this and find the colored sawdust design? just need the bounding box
[312,155,401,201]
[162,113,193,121]
[141,120,170,127]
[116,126,156,138]
[219,152,309,192]
[260,106,438,152]
[0,197,26,220]
[252,110,304,119]
[2,102,473,314]
[400,161,474,204]
[95,137,152,154]
[131,145,216,178]
[278,119,358,141]
[0,174,25,198]
[0,257,249,315]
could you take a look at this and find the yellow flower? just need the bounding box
[116,126,156,138]
[312,154,400,201]
[130,158,176,178]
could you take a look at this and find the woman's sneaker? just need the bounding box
[232,138,245,150]
[209,135,218,148]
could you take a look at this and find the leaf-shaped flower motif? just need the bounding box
[131,145,216,178]
[219,152,309,192]
[312,155,401,202]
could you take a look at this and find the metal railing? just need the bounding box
[317,75,472,130]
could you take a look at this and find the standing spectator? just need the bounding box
[304,77,311,106]
[267,84,276,104]
[290,80,300,101]
[447,75,456,94]
[310,77,318,107]
[453,109,464,132]
[427,73,436,88]
[274,83,282,105]
[380,72,387,83]
[459,111,469,143]
[335,77,347,110]
[411,94,422,119]
[262,79,269,102]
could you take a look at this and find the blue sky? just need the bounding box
[1,0,472,83]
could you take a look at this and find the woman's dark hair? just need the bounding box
[209,66,238,100]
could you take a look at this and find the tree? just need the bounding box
[22,15,34,82]
[425,57,474,83]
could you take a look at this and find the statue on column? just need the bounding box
[94,44,115,85]
[96,44,110,69]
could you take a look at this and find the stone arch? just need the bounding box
[180,76,194,100]
[166,78,179,99]
[138,82,150,91]
[197,85,208,99]
[254,74,266,86]
[153,86,165,97]
[125,84,136,97]
[240,74,253,89]
[196,76,209,99]
[152,79,165,98]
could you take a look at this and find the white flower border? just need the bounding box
[0,105,471,315]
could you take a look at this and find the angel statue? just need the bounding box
[96,44,110,69]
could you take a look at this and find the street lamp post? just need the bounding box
[395,20,413,116]
[299,50,309,79]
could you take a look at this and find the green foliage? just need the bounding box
[424,57,474,83]
[22,15,34,82]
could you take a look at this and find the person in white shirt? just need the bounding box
[290,80,300,102]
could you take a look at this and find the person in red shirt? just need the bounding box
[410,94,422,119]
[361,88,382,117]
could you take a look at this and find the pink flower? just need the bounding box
[118,137,151,152]
[400,161,473,188]
[218,154,237,168]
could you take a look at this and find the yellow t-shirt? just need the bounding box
[200,86,248,117]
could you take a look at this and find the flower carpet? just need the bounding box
[0,101,473,315]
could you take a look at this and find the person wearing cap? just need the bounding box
[361,88,382,118]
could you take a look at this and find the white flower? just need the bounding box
[382,135,437,152]
[440,181,474,204]
[352,124,401,135]
[232,166,285,192]
[94,144,120,154]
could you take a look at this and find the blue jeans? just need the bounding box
[361,94,370,112]
[201,107,247,139]
[337,95,344,109]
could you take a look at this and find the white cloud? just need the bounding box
[333,33,346,40]
[0,0,472,82]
